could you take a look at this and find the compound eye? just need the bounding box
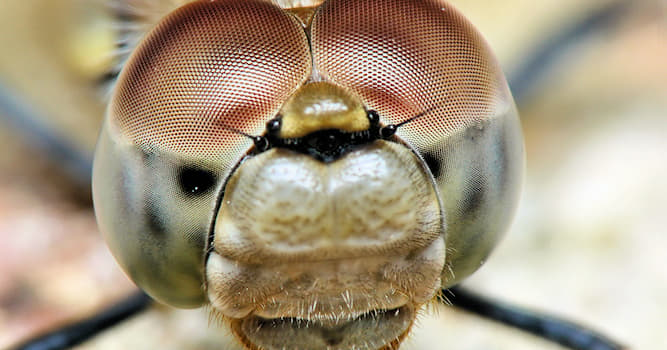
[311,0,524,286]
[312,0,511,148]
[93,0,311,308]
[111,1,310,160]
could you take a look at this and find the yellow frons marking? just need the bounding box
[278,82,369,138]
[283,5,319,27]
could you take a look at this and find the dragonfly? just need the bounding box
[0,2,648,348]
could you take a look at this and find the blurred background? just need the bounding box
[0,0,665,349]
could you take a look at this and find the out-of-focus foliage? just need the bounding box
[0,0,113,151]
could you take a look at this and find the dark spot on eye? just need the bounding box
[465,122,485,141]
[178,166,216,196]
[421,151,442,179]
[145,199,165,235]
[496,130,510,190]
[460,178,486,218]
[140,148,154,163]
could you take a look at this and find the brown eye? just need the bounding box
[93,0,312,309]
[178,166,216,196]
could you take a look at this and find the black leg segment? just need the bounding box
[443,287,626,350]
[12,291,152,350]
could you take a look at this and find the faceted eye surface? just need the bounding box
[311,0,511,150]
[94,0,312,308]
[109,0,311,160]
[312,0,523,286]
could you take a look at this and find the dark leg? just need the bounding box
[12,291,152,350]
[442,287,626,350]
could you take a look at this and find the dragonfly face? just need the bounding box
[92,0,523,349]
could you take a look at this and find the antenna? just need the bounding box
[214,122,270,151]
[379,104,440,139]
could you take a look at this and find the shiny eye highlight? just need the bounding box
[178,166,216,196]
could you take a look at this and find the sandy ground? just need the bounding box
[1,0,665,349]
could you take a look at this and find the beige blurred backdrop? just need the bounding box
[0,0,665,349]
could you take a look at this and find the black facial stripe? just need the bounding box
[268,128,377,162]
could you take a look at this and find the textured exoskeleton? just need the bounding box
[93,0,523,349]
